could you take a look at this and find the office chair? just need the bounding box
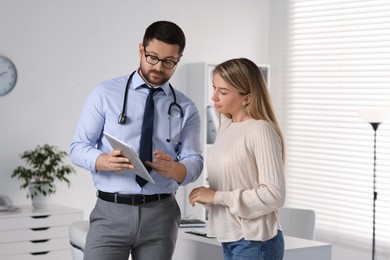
[278,207,316,240]
[69,221,89,260]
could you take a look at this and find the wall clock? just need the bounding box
[0,56,17,96]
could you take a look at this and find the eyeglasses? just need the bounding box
[143,48,180,69]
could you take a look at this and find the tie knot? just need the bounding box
[142,84,162,94]
[150,87,162,94]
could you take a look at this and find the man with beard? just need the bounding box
[70,21,203,260]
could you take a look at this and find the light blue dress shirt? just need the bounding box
[70,70,203,195]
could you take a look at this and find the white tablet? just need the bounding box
[103,132,155,184]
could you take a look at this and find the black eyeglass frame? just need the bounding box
[143,48,181,69]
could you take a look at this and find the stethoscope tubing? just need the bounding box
[118,70,184,147]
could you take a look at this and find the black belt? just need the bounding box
[97,190,172,205]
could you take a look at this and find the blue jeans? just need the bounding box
[222,230,284,260]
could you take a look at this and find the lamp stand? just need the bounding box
[370,122,380,260]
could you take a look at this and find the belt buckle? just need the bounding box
[114,193,118,203]
[141,195,146,205]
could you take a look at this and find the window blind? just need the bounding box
[284,0,390,256]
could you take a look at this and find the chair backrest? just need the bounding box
[278,207,316,240]
[69,220,89,260]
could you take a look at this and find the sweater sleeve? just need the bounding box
[214,122,285,219]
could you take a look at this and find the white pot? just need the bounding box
[28,182,52,209]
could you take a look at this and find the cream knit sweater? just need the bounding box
[206,117,285,242]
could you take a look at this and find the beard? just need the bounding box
[139,66,171,87]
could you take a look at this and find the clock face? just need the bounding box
[0,56,17,96]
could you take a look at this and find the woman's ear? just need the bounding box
[242,95,251,106]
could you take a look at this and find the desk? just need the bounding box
[173,229,332,260]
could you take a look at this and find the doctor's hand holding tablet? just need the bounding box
[102,132,180,184]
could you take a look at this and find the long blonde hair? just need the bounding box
[213,58,285,162]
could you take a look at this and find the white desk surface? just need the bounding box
[174,229,332,260]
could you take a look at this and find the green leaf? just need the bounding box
[11,144,75,198]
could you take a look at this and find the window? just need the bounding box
[284,0,390,256]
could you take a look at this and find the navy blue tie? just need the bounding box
[137,86,162,187]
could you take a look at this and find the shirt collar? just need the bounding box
[131,69,169,96]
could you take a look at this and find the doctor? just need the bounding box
[70,20,203,260]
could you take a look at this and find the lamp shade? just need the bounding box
[358,108,389,123]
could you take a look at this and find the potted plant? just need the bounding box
[11,144,75,208]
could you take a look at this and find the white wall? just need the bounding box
[0,0,271,219]
[0,1,374,259]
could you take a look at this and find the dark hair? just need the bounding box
[143,21,186,55]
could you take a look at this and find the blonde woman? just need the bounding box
[189,58,285,260]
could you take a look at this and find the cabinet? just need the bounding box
[185,62,270,220]
[0,204,82,260]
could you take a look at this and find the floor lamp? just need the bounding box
[358,109,387,260]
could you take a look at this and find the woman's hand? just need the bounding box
[189,186,216,207]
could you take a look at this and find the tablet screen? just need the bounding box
[103,132,155,184]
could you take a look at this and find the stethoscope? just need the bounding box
[118,70,184,147]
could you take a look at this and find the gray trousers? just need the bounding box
[83,195,181,260]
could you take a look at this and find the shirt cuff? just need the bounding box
[87,149,103,173]
[214,190,234,206]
